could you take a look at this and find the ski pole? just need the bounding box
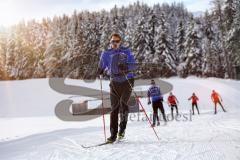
[123,74,160,141]
[99,75,107,142]
[136,97,160,141]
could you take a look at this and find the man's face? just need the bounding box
[110,36,121,49]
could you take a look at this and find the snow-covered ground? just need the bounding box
[0,77,240,160]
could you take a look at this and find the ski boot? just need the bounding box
[118,131,125,140]
[107,136,116,143]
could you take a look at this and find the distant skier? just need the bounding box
[148,79,167,127]
[97,33,135,143]
[211,90,226,114]
[167,92,179,119]
[188,93,200,115]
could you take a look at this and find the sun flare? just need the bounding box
[0,1,18,26]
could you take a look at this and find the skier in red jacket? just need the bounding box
[211,90,226,114]
[167,92,179,119]
[188,93,200,115]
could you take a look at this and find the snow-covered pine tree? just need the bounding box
[5,33,16,79]
[4,22,36,79]
[226,0,240,78]
[44,16,69,77]
[33,18,51,78]
[153,13,176,77]
[131,16,149,77]
[80,13,101,79]
[0,51,6,79]
[60,10,81,78]
[179,17,203,77]
[176,20,185,67]
[0,33,7,79]
[167,10,178,66]
[99,15,112,51]
[223,0,239,78]
[224,0,236,31]
[110,5,127,38]
[132,17,148,63]
[145,9,157,62]
[202,11,224,77]
[212,0,233,78]
[124,18,134,48]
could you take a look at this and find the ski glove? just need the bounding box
[96,68,110,79]
[96,68,104,76]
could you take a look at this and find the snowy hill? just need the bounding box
[0,77,240,160]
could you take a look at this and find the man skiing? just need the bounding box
[211,90,226,114]
[167,92,179,119]
[98,33,135,143]
[147,79,167,127]
[188,93,200,115]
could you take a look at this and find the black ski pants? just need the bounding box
[109,79,134,138]
[192,103,200,115]
[152,99,167,125]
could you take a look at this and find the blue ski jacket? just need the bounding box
[148,85,163,102]
[98,46,136,82]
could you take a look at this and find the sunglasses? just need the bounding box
[110,40,121,44]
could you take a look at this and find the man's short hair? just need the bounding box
[110,33,122,41]
[151,79,155,84]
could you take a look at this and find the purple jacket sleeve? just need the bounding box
[99,52,107,70]
[147,88,151,97]
[127,49,136,72]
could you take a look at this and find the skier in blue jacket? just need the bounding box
[98,33,135,143]
[148,79,167,127]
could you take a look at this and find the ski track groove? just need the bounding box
[1,111,240,160]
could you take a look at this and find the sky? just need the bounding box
[0,0,212,27]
